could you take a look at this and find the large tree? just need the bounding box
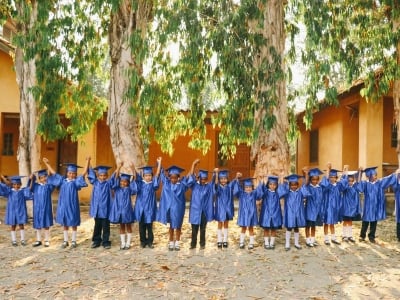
[295,1,400,163]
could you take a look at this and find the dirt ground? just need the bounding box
[1,203,400,300]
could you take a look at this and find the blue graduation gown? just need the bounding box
[305,184,324,224]
[49,174,88,227]
[188,174,215,225]
[356,173,396,222]
[88,168,113,219]
[279,183,310,228]
[156,170,189,229]
[258,184,283,228]
[133,174,160,223]
[214,180,237,221]
[233,181,260,227]
[341,182,362,218]
[29,177,56,229]
[109,178,137,224]
[393,176,400,223]
[320,176,348,224]
[0,183,31,225]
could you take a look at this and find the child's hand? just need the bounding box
[156,157,162,164]
[193,158,200,165]
[236,172,242,179]
[43,157,49,164]
[327,162,332,169]
[86,156,91,161]
[214,168,219,173]
[343,165,349,171]
[302,166,309,174]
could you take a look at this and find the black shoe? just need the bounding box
[217,242,223,249]
[285,246,290,251]
[359,237,366,242]
[200,245,205,250]
[71,241,77,248]
[21,240,27,246]
[174,245,180,251]
[33,241,42,247]
[294,244,302,250]
[264,244,270,250]
[103,244,111,249]
[239,243,245,249]
[248,244,254,250]
[189,245,196,249]
[331,239,341,245]
[91,243,100,249]
[324,240,330,245]
[348,237,356,243]
[148,244,154,249]
[61,241,69,249]
[12,241,18,247]
[223,242,228,248]
[306,242,314,247]
[369,238,376,244]
[44,241,50,247]
[270,244,275,250]
[140,243,146,248]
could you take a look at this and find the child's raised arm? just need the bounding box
[188,158,200,176]
[214,168,219,184]
[155,157,162,177]
[82,156,91,177]
[43,157,56,175]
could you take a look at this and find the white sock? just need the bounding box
[71,231,77,242]
[36,229,42,241]
[324,234,329,242]
[217,229,222,243]
[11,231,16,242]
[348,226,353,238]
[175,240,180,247]
[306,237,311,244]
[240,233,245,244]
[331,234,337,241]
[264,237,269,246]
[223,228,228,242]
[20,229,25,241]
[249,235,255,245]
[311,236,316,244]
[44,229,50,241]
[63,230,69,242]
[169,241,174,247]
[270,237,276,246]
[294,232,300,246]
[285,231,291,247]
[126,233,132,246]
[120,234,126,247]
[342,226,347,238]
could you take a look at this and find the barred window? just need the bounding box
[2,133,14,156]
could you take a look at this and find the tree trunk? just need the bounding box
[394,16,400,165]
[252,0,290,177]
[108,0,152,169]
[14,1,41,178]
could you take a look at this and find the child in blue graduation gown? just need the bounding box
[341,170,362,243]
[188,160,215,250]
[49,158,89,249]
[356,166,399,243]
[320,164,348,245]
[233,176,261,250]
[88,164,114,249]
[258,175,283,249]
[214,169,239,248]
[29,158,58,247]
[0,175,31,246]
[303,167,324,247]
[279,174,310,251]
[157,162,193,251]
[133,158,161,249]
[393,173,400,242]
[109,163,137,250]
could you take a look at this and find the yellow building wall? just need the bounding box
[382,97,397,165]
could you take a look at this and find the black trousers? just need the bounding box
[139,215,154,246]
[92,217,111,246]
[191,213,207,247]
[397,223,400,241]
[360,221,377,240]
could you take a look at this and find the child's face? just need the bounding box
[199,177,207,185]
[289,181,299,191]
[120,179,129,187]
[38,175,47,184]
[98,173,108,182]
[12,183,21,190]
[169,174,179,184]
[244,185,253,193]
[67,171,77,180]
[348,176,355,185]
[143,173,153,182]
[369,174,377,182]
[219,177,228,186]
[268,181,277,191]
[329,176,337,184]
[310,176,319,185]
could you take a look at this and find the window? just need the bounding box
[309,130,318,163]
[2,133,14,156]
[391,123,397,148]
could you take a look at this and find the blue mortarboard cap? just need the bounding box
[267,176,279,184]
[10,175,26,184]
[120,173,131,182]
[139,166,154,175]
[329,169,341,177]
[94,165,112,175]
[284,174,302,183]
[218,170,229,178]
[36,169,48,177]
[364,167,378,178]
[241,178,255,187]
[166,165,185,175]
[309,168,324,177]
[198,170,208,179]
[65,163,82,173]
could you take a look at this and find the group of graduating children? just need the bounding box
[1,156,400,251]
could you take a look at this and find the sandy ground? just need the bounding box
[0,203,400,300]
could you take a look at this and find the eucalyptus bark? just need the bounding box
[394,17,400,165]
[14,1,41,178]
[252,0,290,177]
[108,0,152,168]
